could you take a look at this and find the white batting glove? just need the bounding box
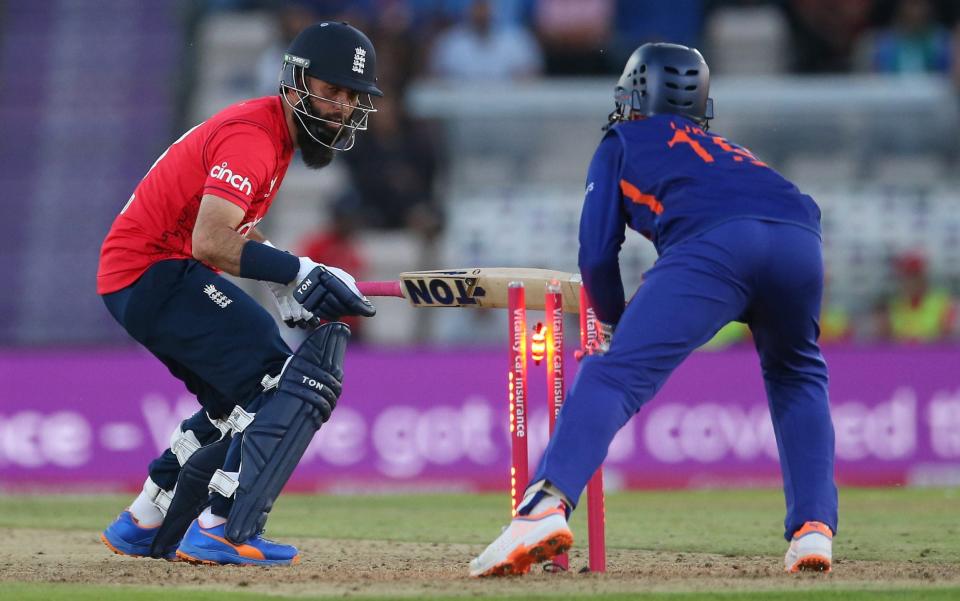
[266,280,319,328]
[262,242,320,329]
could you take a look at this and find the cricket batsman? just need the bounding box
[97,22,382,565]
[470,43,837,576]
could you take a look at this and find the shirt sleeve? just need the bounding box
[578,131,627,325]
[202,122,276,211]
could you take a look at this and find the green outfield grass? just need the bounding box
[2,487,957,562]
[1,487,958,600]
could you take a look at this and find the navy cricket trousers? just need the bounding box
[533,219,837,540]
[102,259,291,489]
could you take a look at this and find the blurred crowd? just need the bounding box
[205,0,960,80]
[192,0,959,345]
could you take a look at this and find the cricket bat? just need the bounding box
[357,268,583,313]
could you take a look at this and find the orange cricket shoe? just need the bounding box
[469,506,573,577]
[784,521,833,573]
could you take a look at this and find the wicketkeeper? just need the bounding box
[470,43,837,577]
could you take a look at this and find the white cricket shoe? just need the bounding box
[469,507,573,577]
[784,521,833,573]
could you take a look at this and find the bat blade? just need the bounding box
[359,268,582,313]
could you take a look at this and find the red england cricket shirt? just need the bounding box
[97,96,294,294]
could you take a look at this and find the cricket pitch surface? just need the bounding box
[1,489,958,600]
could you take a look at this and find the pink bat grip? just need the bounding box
[357,280,403,298]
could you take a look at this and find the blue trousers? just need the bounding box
[533,219,837,540]
[102,259,291,489]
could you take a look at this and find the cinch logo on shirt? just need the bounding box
[210,162,253,197]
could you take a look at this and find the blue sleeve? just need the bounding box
[578,132,626,325]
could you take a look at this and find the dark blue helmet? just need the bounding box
[608,43,714,129]
[280,22,383,151]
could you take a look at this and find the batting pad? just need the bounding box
[149,435,231,557]
[225,321,350,544]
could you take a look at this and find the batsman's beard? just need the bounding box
[294,115,337,169]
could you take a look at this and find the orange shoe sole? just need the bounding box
[175,549,301,567]
[100,533,128,557]
[478,529,574,577]
[176,550,219,566]
[789,554,832,573]
[100,533,179,562]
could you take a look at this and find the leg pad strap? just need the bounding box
[208,469,239,498]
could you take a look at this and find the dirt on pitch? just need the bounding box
[2,528,958,598]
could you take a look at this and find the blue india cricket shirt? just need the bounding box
[578,115,822,324]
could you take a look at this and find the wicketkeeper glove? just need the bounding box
[293,258,376,322]
[597,321,614,354]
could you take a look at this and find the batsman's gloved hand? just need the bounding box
[259,242,320,329]
[266,279,321,329]
[293,257,376,322]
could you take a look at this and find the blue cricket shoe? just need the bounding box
[101,510,176,560]
[176,519,300,566]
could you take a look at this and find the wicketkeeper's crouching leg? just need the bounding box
[174,322,351,565]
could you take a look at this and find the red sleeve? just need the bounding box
[202,122,276,210]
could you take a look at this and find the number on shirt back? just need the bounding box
[666,121,766,167]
